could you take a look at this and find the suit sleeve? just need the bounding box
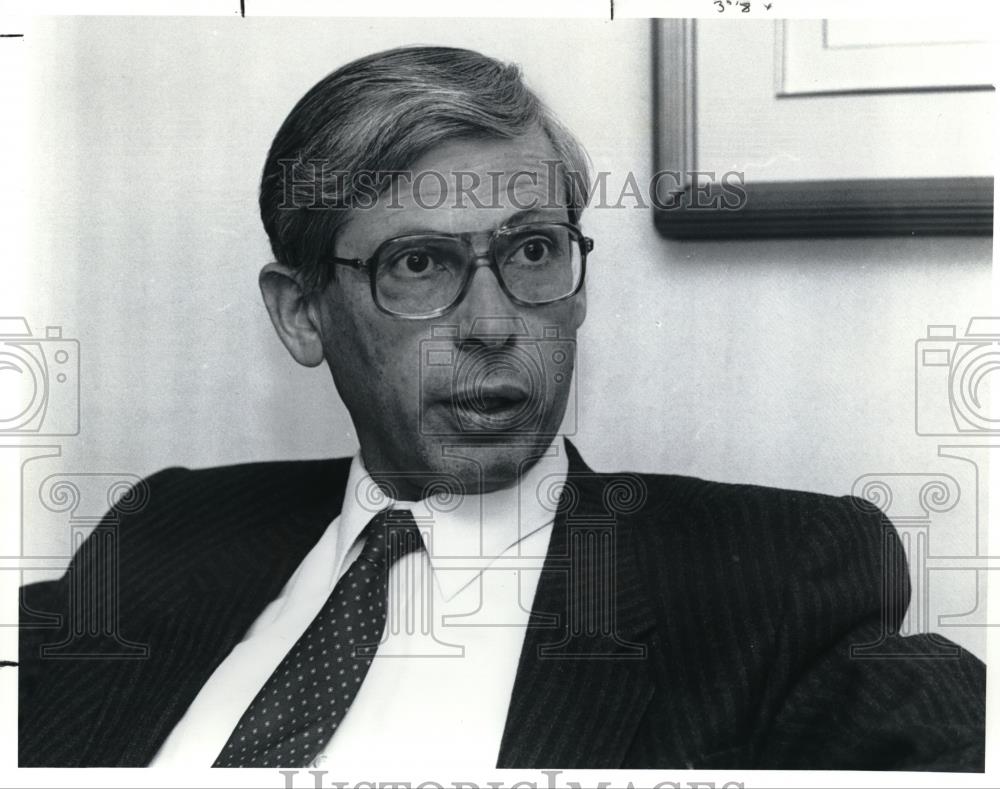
[755,496,986,771]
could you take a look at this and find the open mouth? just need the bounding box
[451,385,534,428]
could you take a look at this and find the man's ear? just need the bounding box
[259,261,326,368]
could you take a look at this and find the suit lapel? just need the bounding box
[496,441,657,768]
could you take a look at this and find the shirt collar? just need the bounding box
[336,436,569,602]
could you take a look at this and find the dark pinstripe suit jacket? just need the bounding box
[19,441,985,770]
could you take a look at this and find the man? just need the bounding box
[19,46,985,770]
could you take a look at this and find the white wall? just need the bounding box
[7,16,991,656]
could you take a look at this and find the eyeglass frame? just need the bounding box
[324,220,594,320]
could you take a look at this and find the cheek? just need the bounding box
[317,294,385,398]
[338,315,426,409]
[534,298,585,341]
[381,333,427,402]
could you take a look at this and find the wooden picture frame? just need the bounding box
[652,19,994,239]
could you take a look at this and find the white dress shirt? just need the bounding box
[151,437,568,770]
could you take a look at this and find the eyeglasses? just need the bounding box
[326,221,593,319]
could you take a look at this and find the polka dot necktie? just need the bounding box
[212,509,423,767]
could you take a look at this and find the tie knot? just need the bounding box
[360,509,423,568]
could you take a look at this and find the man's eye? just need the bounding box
[405,253,430,273]
[388,251,438,277]
[510,238,553,265]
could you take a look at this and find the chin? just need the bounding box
[418,432,558,496]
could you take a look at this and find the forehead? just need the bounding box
[335,131,569,254]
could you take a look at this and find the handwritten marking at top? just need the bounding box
[714,0,771,11]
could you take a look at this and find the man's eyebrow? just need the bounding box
[375,208,569,239]
[500,208,567,228]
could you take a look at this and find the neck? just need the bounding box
[360,437,563,502]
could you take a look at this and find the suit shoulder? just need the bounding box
[130,456,352,509]
[102,456,354,550]
[618,472,902,651]
[146,455,353,487]
[638,470,851,507]
[602,467,857,513]
[613,469,888,560]
[57,456,355,591]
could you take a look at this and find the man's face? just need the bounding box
[312,130,586,498]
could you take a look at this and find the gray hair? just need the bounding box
[259,45,592,293]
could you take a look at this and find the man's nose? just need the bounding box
[454,264,525,347]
